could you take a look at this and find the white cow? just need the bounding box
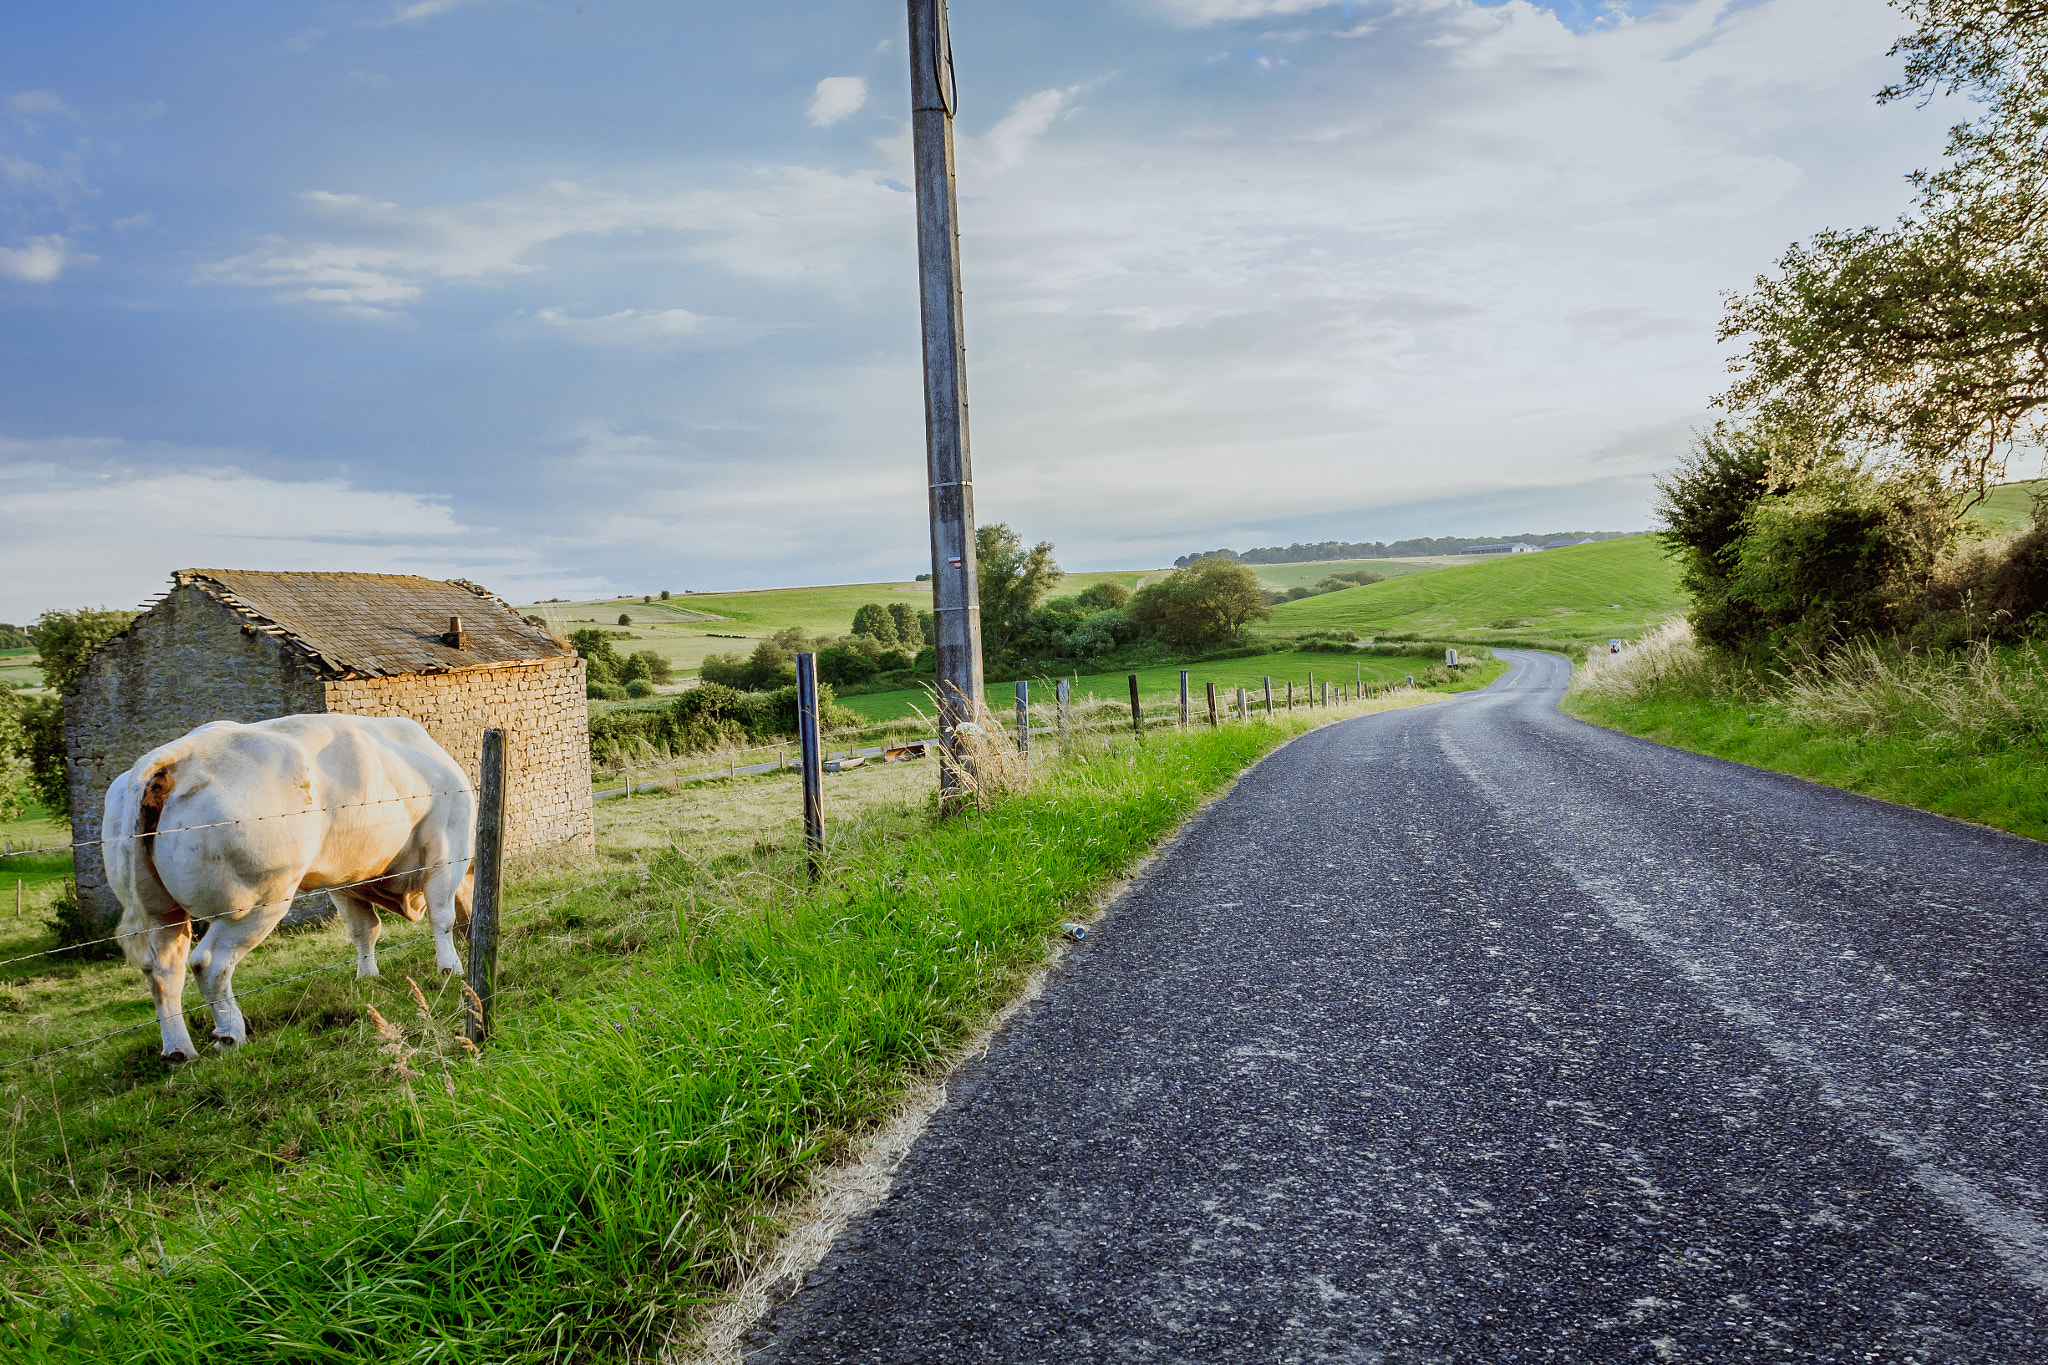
[105,714,476,1061]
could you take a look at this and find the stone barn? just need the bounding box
[65,570,594,929]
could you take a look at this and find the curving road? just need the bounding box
[746,651,2048,1363]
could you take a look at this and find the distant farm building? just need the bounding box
[66,570,593,928]
[1460,542,1541,555]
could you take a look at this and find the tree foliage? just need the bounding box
[850,604,899,645]
[1130,558,1270,649]
[975,523,1062,661]
[1719,0,2048,491]
[31,608,136,693]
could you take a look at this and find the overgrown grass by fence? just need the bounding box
[1566,620,2048,840]
[0,690,1442,1363]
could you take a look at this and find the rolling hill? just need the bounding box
[1268,534,1684,650]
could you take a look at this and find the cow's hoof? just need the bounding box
[162,1049,195,1065]
[211,1035,243,1050]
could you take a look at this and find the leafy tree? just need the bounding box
[629,649,673,684]
[1130,559,1269,648]
[0,623,31,649]
[620,653,652,685]
[918,611,936,644]
[886,601,921,646]
[0,688,32,821]
[817,644,878,687]
[569,628,624,684]
[1719,0,2048,494]
[31,607,136,692]
[660,590,671,600]
[18,694,65,811]
[1072,580,1130,611]
[851,603,899,645]
[976,523,1063,661]
[617,612,632,627]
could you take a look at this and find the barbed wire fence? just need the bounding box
[1,666,1418,1071]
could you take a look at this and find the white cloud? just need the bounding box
[8,89,81,130]
[808,76,868,128]
[369,0,483,28]
[0,235,87,283]
[1154,0,1338,25]
[978,88,1078,170]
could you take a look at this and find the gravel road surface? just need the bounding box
[747,650,2047,1362]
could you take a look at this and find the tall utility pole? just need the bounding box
[908,0,984,806]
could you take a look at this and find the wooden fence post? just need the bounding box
[1263,676,1274,718]
[1286,681,1294,712]
[1179,670,1190,728]
[1057,678,1071,753]
[797,653,825,883]
[465,728,507,1049]
[1015,679,1030,756]
[1127,674,1143,735]
[1206,680,1219,727]
[1306,669,1315,706]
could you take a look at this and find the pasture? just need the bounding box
[1267,534,1684,651]
[1,647,43,693]
[1969,477,2044,534]
[0,694,1441,1360]
[1244,557,1451,591]
[522,570,1162,682]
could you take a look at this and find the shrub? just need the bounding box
[17,693,64,812]
[624,679,656,699]
[618,613,632,627]
[629,650,673,684]
[1072,580,1130,610]
[876,649,913,672]
[620,653,651,685]
[698,653,750,689]
[1130,559,1270,648]
[887,601,922,646]
[46,883,120,961]
[851,604,899,645]
[661,590,671,600]
[818,645,879,687]
[587,681,628,701]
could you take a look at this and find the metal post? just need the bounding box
[1179,670,1190,728]
[797,653,825,883]
[1264,676,1274,718]
[908,0,984,811]
[1057,677,1071,752]
[1015,679,1030,756]
[465,728,507,1049]
[1127,674,1143,735]
[1206,680,1219,727]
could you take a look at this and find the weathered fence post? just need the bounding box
[1238,686,1247,721]
[1263,676,1274,718]
[465,728,507,1049]
[1206,680,1219,727]
[797,652,825,883]
[1179,669,1190,728]
[1307,669,1315,706]
[1015,679,1029,756]
[1057,677,1071,752]
[1127,674,1143,735]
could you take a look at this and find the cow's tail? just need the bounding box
[108,756,184,966]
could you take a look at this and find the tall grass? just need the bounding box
[0,708,1415,1363]
[1565,621,2048,839]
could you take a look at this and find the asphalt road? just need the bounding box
[746,650,2047,1363]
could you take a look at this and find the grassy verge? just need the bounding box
[1,693,1440,1362]
[1564,625,2048,842]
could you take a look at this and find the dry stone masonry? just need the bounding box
[66,570,593,928]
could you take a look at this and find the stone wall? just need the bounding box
[323,655,594,859]
[66,586,332,926]
[66,592,595,929]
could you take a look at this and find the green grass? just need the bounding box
[830,653,1500,726]
[1565,689,2048,841]
[1267,535,1684,650]
[0,700,1436,1361]
[1245,557,1450,591]
[522,571,1164,682]
[1968,477,2043,535]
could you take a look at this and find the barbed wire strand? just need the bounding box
[0,855,475,971]
[0,788,475,863]
[2,864,637,1072]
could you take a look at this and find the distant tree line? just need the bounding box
[0,607,138,817]
[1176,531,1631,566]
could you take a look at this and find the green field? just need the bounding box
[1246,557,1454,591]
[1,647,43,693]
[832,652,1493,726]
[1969,477,2044,534]
[522,570,1163,682]
[1267,534,1684,650]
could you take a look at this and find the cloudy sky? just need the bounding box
[0,0,1964,620]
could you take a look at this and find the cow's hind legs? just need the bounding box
[189,888,295,1048]
[140,911,199,1062]
[328,887,383,978]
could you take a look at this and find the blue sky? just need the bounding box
[0,0,1963,619]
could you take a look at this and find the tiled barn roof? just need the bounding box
[172,570,571,680]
